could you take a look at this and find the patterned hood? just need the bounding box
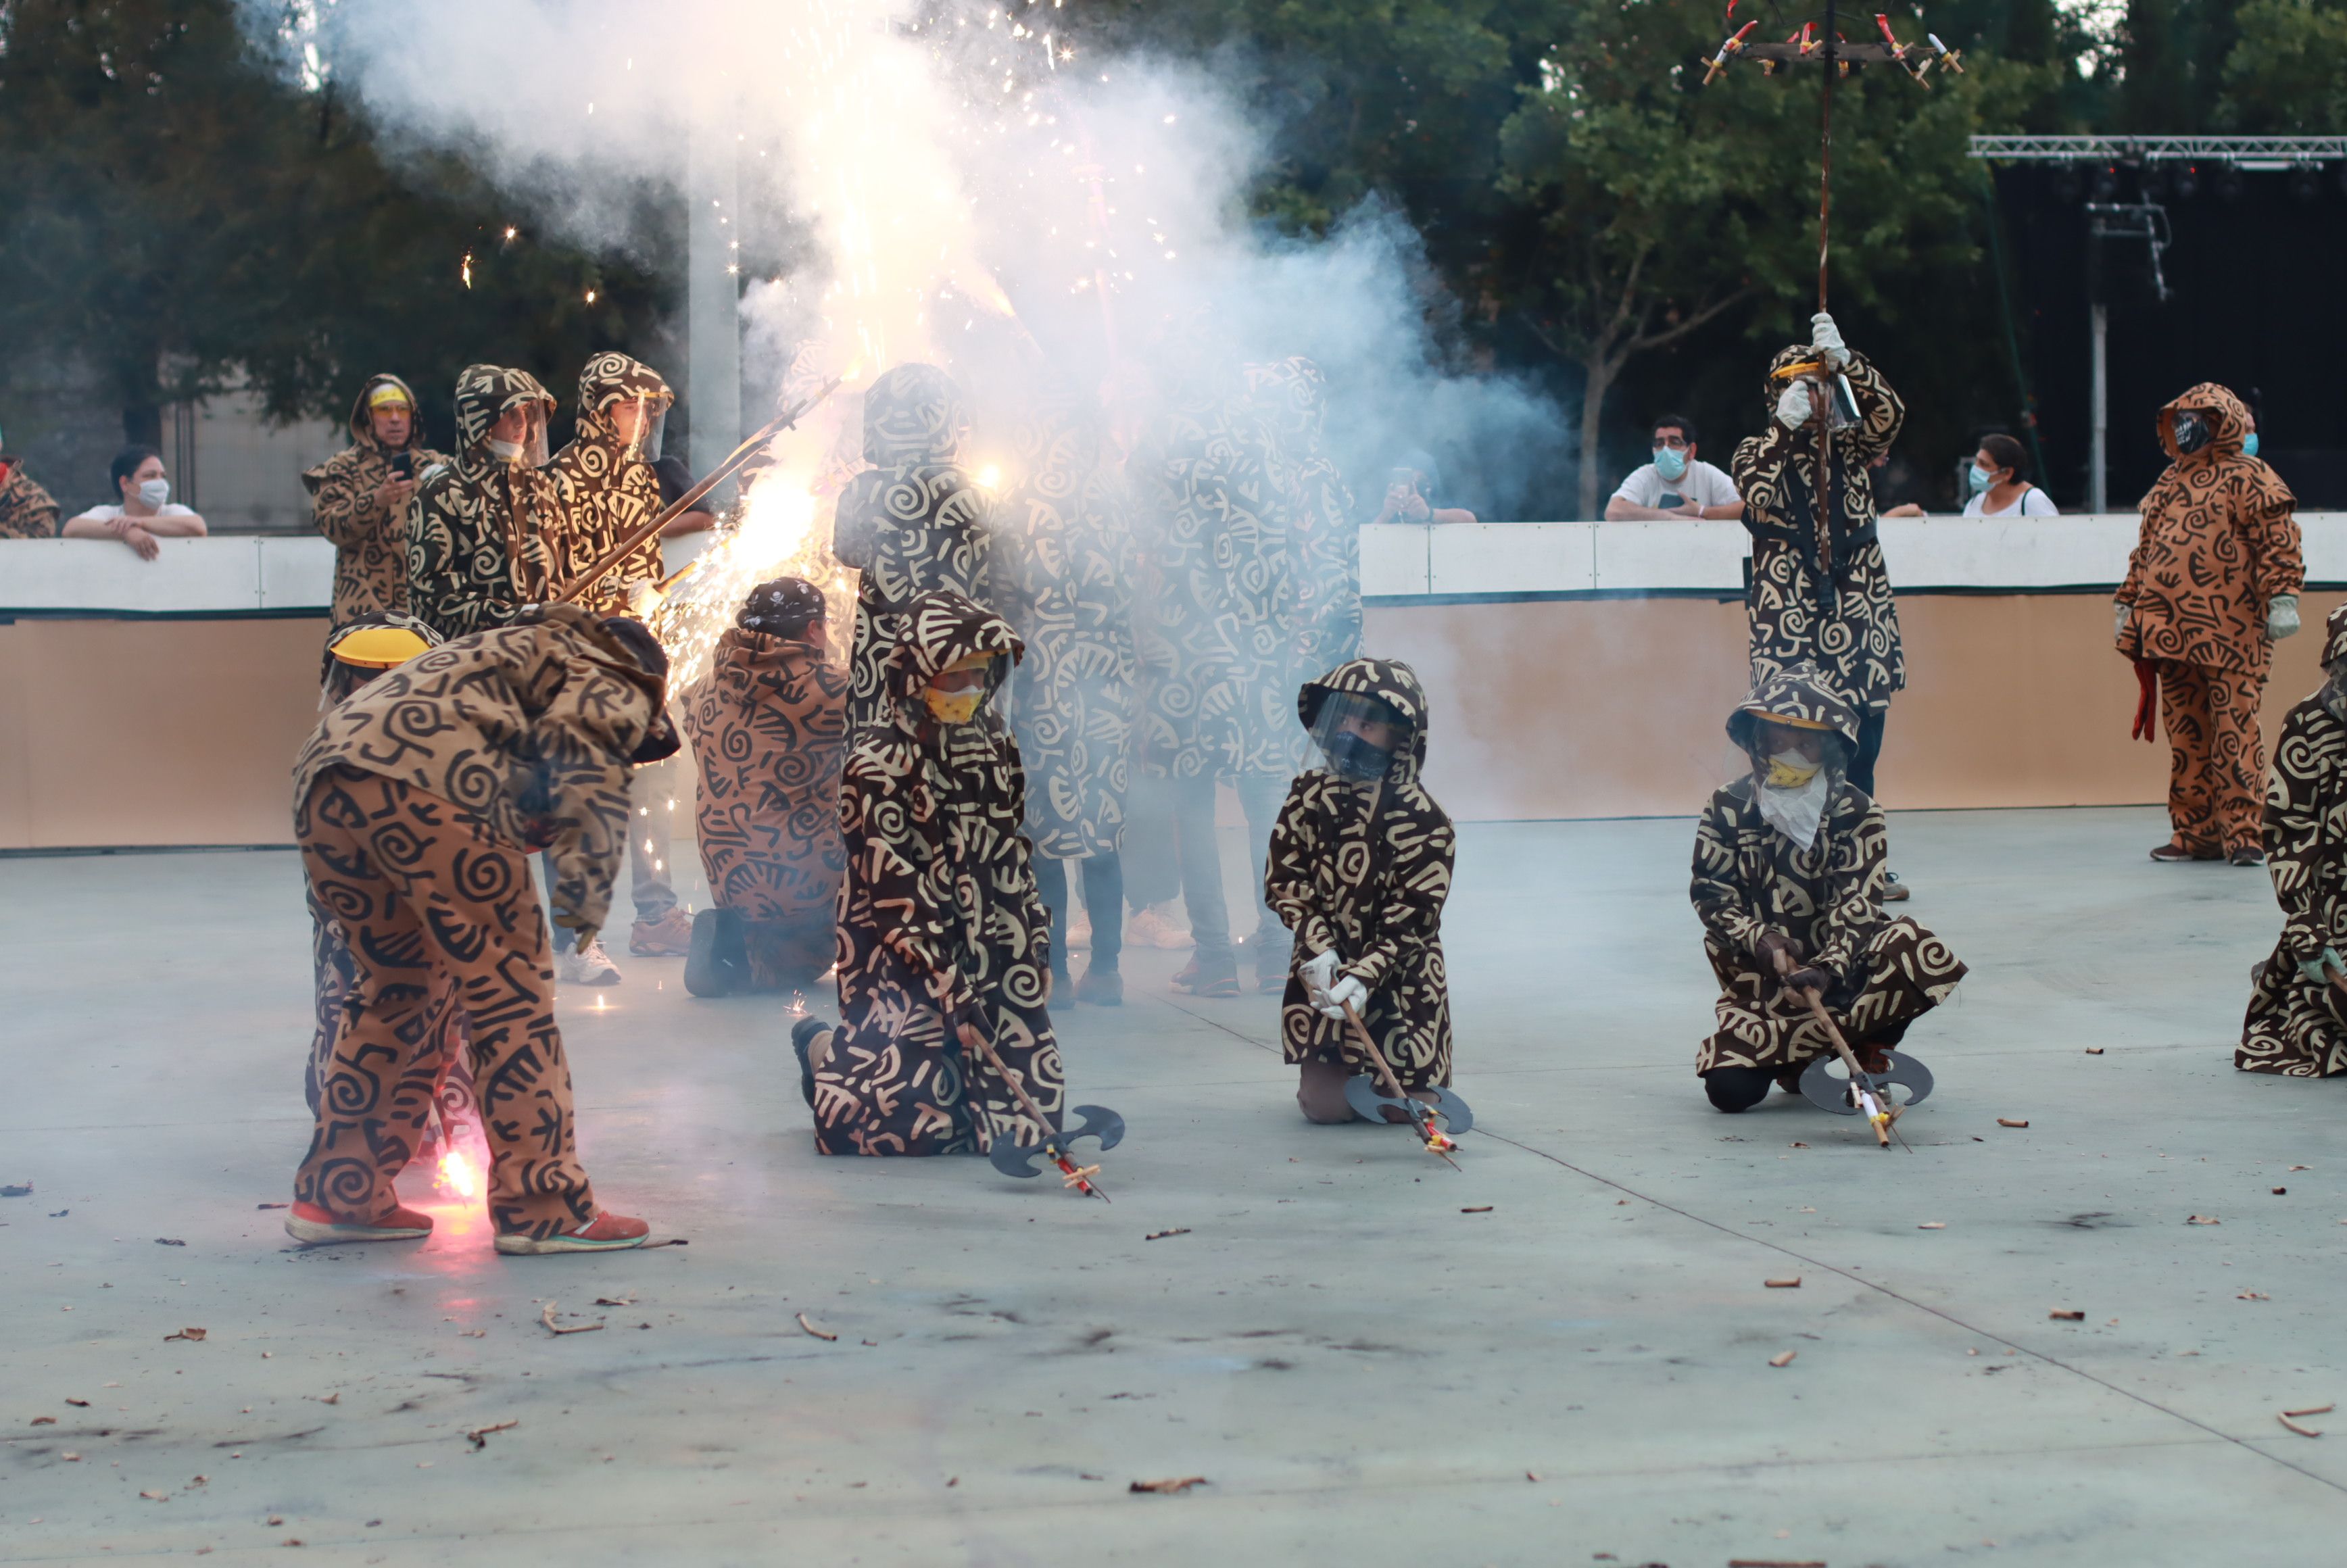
[862,364,967,465]
[1009,382,1102,481]
[2156,382,2254,465]
[1297,657,1431,787]
[344,374,427,455]
[1762,342,1824,404]
[452,364,554,454]
[883,589,1023,727]
[574,351,671,449]
[2323,602,2347,668]
[1242,356,1328,445]
[1725,661,1861,752]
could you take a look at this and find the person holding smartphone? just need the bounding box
[1368,451,1478,526]
[302,374,451,620]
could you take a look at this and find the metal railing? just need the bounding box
[1970,134,2347,164]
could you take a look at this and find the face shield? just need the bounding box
[486,400,552,468]
[1310,691,1411,783]
[608,393,669,464]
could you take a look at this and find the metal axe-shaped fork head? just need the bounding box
[1341,1076,1475,1137]
[987,1104,1127,1180]
[1798,1050,1934,1116]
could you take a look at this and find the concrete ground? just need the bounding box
[3,806,2344,1567]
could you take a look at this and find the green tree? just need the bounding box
[2217,0,2347,131]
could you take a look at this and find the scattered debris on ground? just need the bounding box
[1143,1229,1190,1241]
[164,1327,207,1342]
[1765,1277,1801,1289]
[1129,1476,1207,1494]
[466,1420,519,1449]
[2050,1310,2085,1321]
[1998,1119,2029,1129]
[539,1303,603,1336]
[796,1312,837,1342]
[1768,1351,1797,1367]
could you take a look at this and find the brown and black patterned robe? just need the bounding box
[1244,356,1361,712]
[813,590,1063,1157]
[834,364,996,732]
[1267,659,1456,1089]
[405,364,566,641]
[1692,666,1964,1075]
[548,351,674,614]
[303,374,454,621]
[680,626,850,987]
[996,391,1137,858]
[1731,348,1906,714]
[0,461,61,539]
[2240,606,2347,1075]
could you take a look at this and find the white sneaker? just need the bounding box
[1124,901,1192,950]
[559,937,623,985]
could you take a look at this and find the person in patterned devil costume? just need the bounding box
[404,364,566,642]
[996,385,1138,1006]
[1731,314,1906,807]
[1692,663,1966,1112]
[2118,383,2302,866]
[0,437,62,539]
[1267,658,1457,1122]
[303,374,453,622]
[834,364,997,733]
[792,590,1065,1158]
[286,604,679,1254]
[1245,356,1361,694]
[2238,604,2347,1076]
[679,577,850,997]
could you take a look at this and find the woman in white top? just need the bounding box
[1960,433,2056,517]
[62,445,209,560]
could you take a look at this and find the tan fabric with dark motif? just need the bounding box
[295,767,596,1238]
[2155,658,2268,854]
[680,626,850,977]
[405,365,565,640]
[548,352,673,613]
[304,374,452,620]
[833,364,997,732]
[1268,658,1456,1089]
[996,389,1137,858]
[2240,605,2347,1075]
[813,590,1063,1157]
[1731,348,1906,712]
[0,462,61,539]
[293,604,667,942]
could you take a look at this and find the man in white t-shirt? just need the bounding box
[1605,414,1743,520]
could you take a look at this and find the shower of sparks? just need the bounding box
[460,251,473,289]
[436,1148,482,1202]
[650,465,853,694]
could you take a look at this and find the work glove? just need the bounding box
[1300,948,1340,1009]
[1781,964,1831,996]
[2297,948,2344,985]
[2267,594,2301,641]
[1810,312,1851,370]
[2113,601,2131,641]
[1318,974,1369,1021]
[1754,931,1806,971]
[1773,381,1814,431]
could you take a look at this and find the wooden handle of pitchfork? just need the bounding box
[1774,946,1893,1147]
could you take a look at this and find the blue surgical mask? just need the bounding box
[2244,432,2260,458]
[1966,465,1994,496]
[1653,445,1689,481]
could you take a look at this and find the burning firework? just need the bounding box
[436,1148,483,1202]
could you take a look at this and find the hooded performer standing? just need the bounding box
[833,364,997,733]
[303,374,452,622]
[2117,383,2302,866]
[679,577,850,997]
[1693,664,1967,1112]
[405,365,565,641]
[288,605,677,1253]
[997,387,1138,1006]
[792,590,1065,1158]
[2239,604,2347,1076]
[1267,659,1455,1121]
[1732,314,1907,896]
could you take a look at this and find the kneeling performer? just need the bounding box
[795,591,1067,1157]
[2240,604,2347,1076]
[1693,664,1966,1112]
[1268,659,1458,1124]
[288,605,678,1253]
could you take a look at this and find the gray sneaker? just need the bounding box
[558,936,623,985]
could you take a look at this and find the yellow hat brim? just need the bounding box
[1769,360,1826,382]
[331,626,433,668]
[1748,710,1836,731]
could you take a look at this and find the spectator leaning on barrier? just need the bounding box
[1370,451,1477,526]
[304,374,452,621]
[1606,414,1743,520]
[1960,435,2054,517]
[0,425,62,539]
[61,445,208,560]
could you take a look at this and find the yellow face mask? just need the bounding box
[1764,751,1822,789]
[923,653,995,725]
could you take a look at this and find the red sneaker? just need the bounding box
[494,1210,652,1256]
[283,1200,433,1246]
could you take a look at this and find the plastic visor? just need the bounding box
[612,394,667,464]
[1309,690,1407,782]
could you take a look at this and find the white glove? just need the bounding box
[624,579,667,618]
[1299,948,1340,1008]
[1774,381,1814,431]
[1811,312,1850,369]
[1318,974,1369,1021]
[2267,594,2301,641]
[2113,602,2131,639]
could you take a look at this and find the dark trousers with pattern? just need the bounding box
[295,768,598,1238]
[2156,660,2267,854]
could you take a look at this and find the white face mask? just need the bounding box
[137,477,170,510]
[1756,752,1831,850]
[486,438,527,465]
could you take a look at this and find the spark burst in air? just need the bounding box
[437,1148,481,1202]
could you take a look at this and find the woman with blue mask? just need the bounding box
[60,444,209,560]
[1959,433,2056,518]
[1605,414,1744,520]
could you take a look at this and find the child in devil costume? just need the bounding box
[792,589,1066,1157]
[1692,664,1967,1112]
[1266,658,1457,1123]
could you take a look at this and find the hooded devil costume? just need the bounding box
[548,352,675,613]
[303,373,454,621]
[808,590,1065,1157]
[289,604,677,1250]
[833,364,998,733]
[2118,383,2303,862]
[996,386,1139,993]
[1244,356,1362,710]
[1691,663,1966,1110]
[2239,604,2347,1076]
[679,577,851,994]
[405,364,566,642]
[0,456,62,539]
[1267,658,1456,1119]
[1731,322,1906,788]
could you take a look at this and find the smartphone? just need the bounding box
[389,452,414,480]
[1658,491,1685,510]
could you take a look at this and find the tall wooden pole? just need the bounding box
[1818,0,1836,312]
